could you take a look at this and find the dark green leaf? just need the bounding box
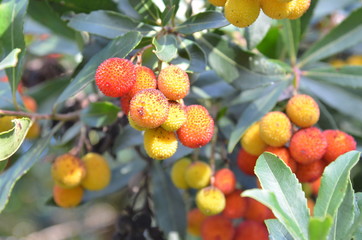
[47,0,116,14]
[0,118,32,161]
[0,82,23,110]
[0,160,8,172]
[113,126,143,152]
[300,0,319,37]
[0,122,63,213]
[130,0,161,24]
[228,80,289,152]
[0,48,21,70]
[299,7,362,67]
[243,152,310,240]
[0,0,28,101]
[161,5,175,26]
[304,66,362,89]
[151,161,186,239]
[314,151,360,219]
[309,217,333,240]
[328,180,355,240]
[280,19,301,65]
[83,158,146,201]
[153,34,178,62]
[27,1,76,40]
[54,31,142,108]
[163,0,180,20]
[176,11,229,34]
[257,26,283,59]
[68,10,155,39]
[81,101,120,127]
[180,38,206,72]
[245,13,272,50]
[266,219,294,240]
[301,77,362,122]
[197,33,286,90]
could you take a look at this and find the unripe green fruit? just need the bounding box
[196,187,226,216]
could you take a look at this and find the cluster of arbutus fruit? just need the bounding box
[95,57,214,160]
[209,0,311,28]
[169,94,357,240]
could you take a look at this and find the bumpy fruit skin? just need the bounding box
[95,58,136,97]
[261,0,293,19]
[51,154,86,188]
[185,161,212,189]
[234,220,269,240]
[143,127,178,160]
[214,168,236,195]
[222,189,247,219]
[157,65,190,100]
[288,0,311,19]
[177,105,214,148]
[236,148,258,176]
[208,0,226,6]
[53,185,83,208]
[129,89,170,129]
[81,153,111,191]
[0,116,16,132]
[120,93,132,115]
[224,0,260,28]
[161,101,187,132]
[265,146,297,172]
[187,208,207,236]
[290,127,328,164]
[259,111,292,147]
[286,94,320,128]
[201,215,234,240]
[128,113,147,131]
[171,158,191,189]
[241,122,267,155]
[296,160,325,183]
[323,129,357,164]
[129,65,157,98]
[244,197,274,222]
[197,187,226,216]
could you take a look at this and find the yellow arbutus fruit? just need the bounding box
[170,158,192,189]
[53,185,83,208]
[224,0,261,28]
[260,0,293,19]
[161,101,187,132]
[287,0,311,19]
[184,161,212,189]
[157,65,190,100]
[81,153,111,191]
[51,154,86,188]
[208,0,227,6]
[144,127,178,160]
[286,94,320,128]
[241,121,267,155]
[259,111,292,147]
[196,187,226,216]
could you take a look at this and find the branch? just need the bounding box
[0,109,80,121]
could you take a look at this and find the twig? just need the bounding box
[0,109,80,121]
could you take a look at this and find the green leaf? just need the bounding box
[83,158,146,202]
[67,10,155,39]
[0,118,32,161]
[27,1,76,40]
[0,82,23,109]
[245,12,272,50]
[80,101,120,127]
[349,193,362,239]
[298,7,362,67]
[227,80,289,152]
[153,34,178,62]
[176,11,229,35]
[129,0,161,24]
[113,125,143,152]
[280,19,301,65]
[151,161,186,239]
[265,219,294,240]
[54,31,142,108]
[304,66,362,89]
[47,0,116,14]
[309,216,333,240]
[0,48,21,70]
[328,180,355,240]
[0,160,8,172]
[179,38,206,72]
[0,0,28,101]
[161,5,175,26]
[0,122,63,213]
[301,77,362,122]
[242,152,310,240]
[300,0,319,37]
[197,33,286,90]
[314,151,360,219]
